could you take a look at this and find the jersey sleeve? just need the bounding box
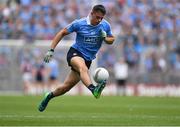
[105,23,113,37]
[101,20,113,37]
[66,20,79,33]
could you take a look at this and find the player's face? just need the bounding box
[90,11,104,26]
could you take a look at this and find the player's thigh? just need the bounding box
[64,70,80,88]
[70,56,87,72]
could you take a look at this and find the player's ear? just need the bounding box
[90,11,93,16]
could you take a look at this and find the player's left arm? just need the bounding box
[101,23,115,45]
[104,36,115,45]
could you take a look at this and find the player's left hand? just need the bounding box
[100,29,107,39]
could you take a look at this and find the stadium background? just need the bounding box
[0,0,180,96]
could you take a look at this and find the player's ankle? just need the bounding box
[47,92,55,99]
[87,84,96,93]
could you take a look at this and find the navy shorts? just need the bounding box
[67,47,92,69]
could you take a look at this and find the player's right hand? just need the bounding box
[44,49,54,63]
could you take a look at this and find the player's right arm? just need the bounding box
[44,28,69,63]
[50,19,79,50]
[50,28,69,50]
[44,20,79,63]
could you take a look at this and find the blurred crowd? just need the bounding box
[0,0,180,73]
[0,0,92,40]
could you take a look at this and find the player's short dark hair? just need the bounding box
[92,5,106,15]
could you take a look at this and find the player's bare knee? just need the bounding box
[79,66,88,74]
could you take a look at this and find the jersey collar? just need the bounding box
[86,15,91,25]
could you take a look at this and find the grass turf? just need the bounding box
[0,95,180,126]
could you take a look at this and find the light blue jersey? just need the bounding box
[66,16,113,61]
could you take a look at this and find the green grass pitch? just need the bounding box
[0,95,180,126]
